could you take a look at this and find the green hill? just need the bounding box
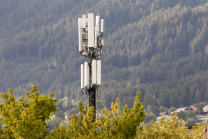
[1,0,208,117]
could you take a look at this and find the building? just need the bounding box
[176,107,186,112]
[185,106,197,111]
[196,112,208,120]
[159,111,168,116]
[203,105,208,112]
[175,106,197,113]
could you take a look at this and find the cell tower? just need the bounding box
[78,13,104,120]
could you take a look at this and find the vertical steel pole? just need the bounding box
[89,86,96,120]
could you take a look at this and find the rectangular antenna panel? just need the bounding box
[78,18,83,52]
[84,62,89,87]
[92,60,96,84]
[82,15,86,28]
[88,13,94,48]
[101,39,104,46]
[94,33,97,48]
[95,27,97,48]
[97,60,101,85]
[81,64,84,88]
[96,16,100,34]
[95,16,100,49]
[101,19,104,33]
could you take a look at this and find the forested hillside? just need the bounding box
[1,0,208,121]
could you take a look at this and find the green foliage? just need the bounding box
[49,92,146,138]
[144,112,156,123]
[168,107,176,115]
[177,110,199,124]
[193,101,208,113]
[47,115,60,130]
[186,118,196,126]
[137,113,207,139]
[48,93,207,139]
[0,85,57,138]
[0,88,207,138]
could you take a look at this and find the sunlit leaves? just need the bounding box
[49,92,146,139]
[0,85,57,139]
[137,113,207,139]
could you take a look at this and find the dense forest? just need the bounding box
[1,0,208,125]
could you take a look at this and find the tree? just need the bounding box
[0,85,58,139]
[49,92,146,138]
[0,88,207,138]
[137,113,206,139]
[186,118,196,126]
[168,106,176,115]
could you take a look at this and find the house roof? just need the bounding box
[189,105,197,110]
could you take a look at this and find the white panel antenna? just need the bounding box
[101,19,104,33]
[78,18,83,52]
[97,60,101,85]
[96,16,100,35]
[88,13,94,48]
[95,16,100,48]
[84,62,89,87]
[82,14,86,28]
[91,60,96,85]
[81,64,84,88]
[101,39,104,46]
